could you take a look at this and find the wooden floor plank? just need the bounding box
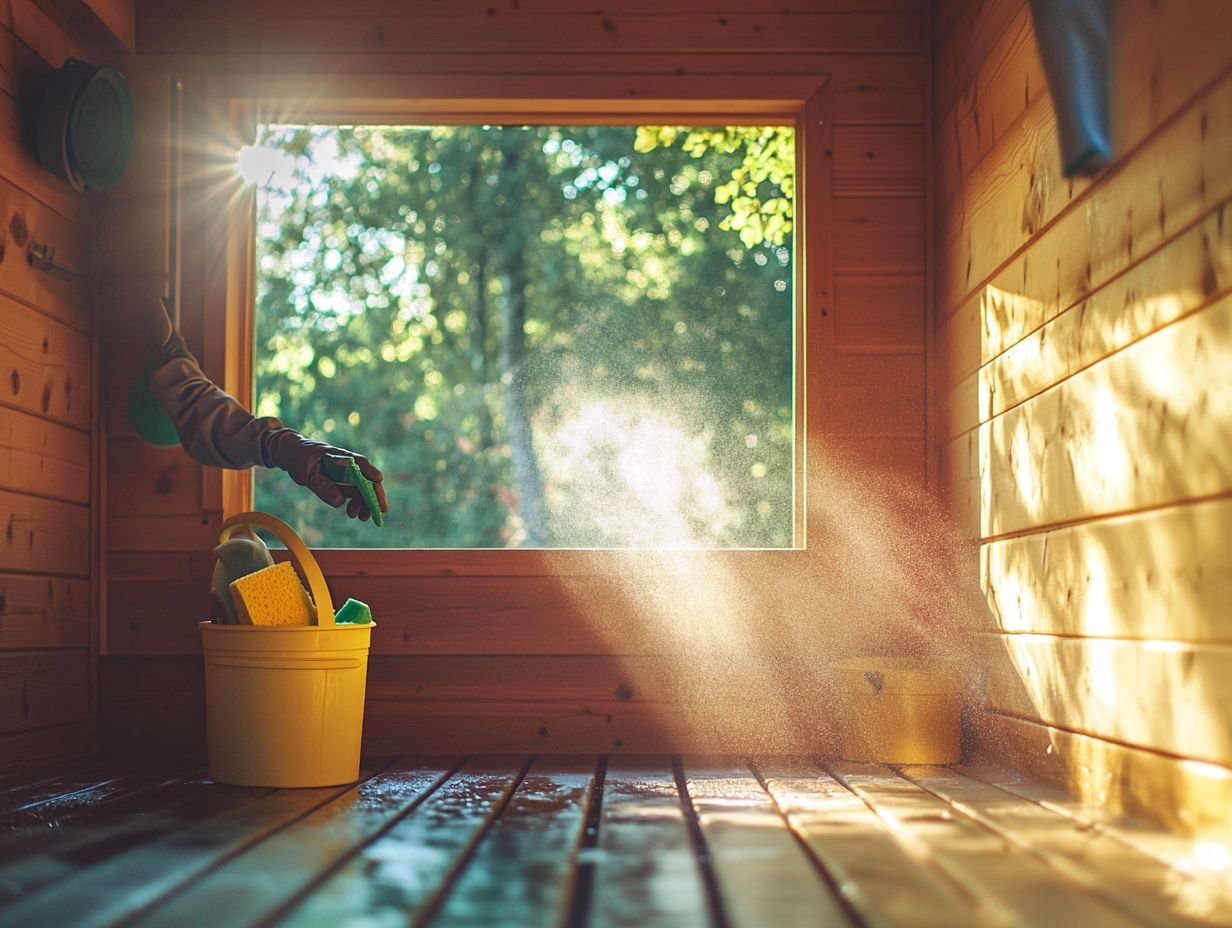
[588,757,711,928]
[901,765,1232,927]
[262,756,525,927]
[682,757,854,928]
[0,756,1218,927]
[0,767,119,817]
[827,761,1144,928]
[125,758,461,928]
[426,756,597,928]
[958,763,1232,915]
[0,773,269,913]
[0,767,193,829]
[755,757,979,928]
[0,764,397,928]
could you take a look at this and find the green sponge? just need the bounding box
[334,598,373,625]
[321,454,384,527]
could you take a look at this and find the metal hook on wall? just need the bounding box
[27,239,86,279]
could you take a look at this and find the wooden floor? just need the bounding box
[0,757,1230,927]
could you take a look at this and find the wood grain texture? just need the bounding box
[832,125,925,197]
[0,752,1225,927]
[980,294,1232,536]
[934,0,1232,841]
[980,633,1232,766]
[137,10,928,56]
[147,0,928,15]
[41,0,135,52]
[0,0,107,782]
[0,13,94,224]
[0,650,89,734]
[933,1,1045,210]
[0,489,89,577]
[757,758,975,928]
[943,56,1232,347]
[832,197,925,273]
[100,653,843,758]
[0,573,90,649]
[936,0,1232,322]
[899,764,1232,928]
[982,497,1232,642]
[258,758,520,928]
[978,200,1232,426]
[958,762,1232,899]
[432,756,594,928]
[370,699,841,757]
[590,758,710,928]
[832,274,925,350]
[0,296,91,430]
[682,759,854,928]
[123,762,457,928]
[0,175,91,328]
[932,0,1022,124]
[106,438,203,517]
[826,761,1136,927]
[107,552,890,660]
[0,778,371,928]
[831,351,925,437]
[106,653,794,707]
[0,406,90,504]
[0,720,94,777]
[969,711,1232,842]
[957,156,1232,416]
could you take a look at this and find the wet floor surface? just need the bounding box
[0,756,1228,927]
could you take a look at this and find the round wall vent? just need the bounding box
[35,58,134,193]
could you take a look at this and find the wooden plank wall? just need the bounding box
[99,0,930,759]
[0,0,132,776]
[933,0,1232,840]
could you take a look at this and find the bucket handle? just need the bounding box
[219,512,335,627]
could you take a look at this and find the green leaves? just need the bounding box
[636,125,795,247]
[253,124,796,548]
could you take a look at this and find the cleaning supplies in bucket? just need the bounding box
[230,562,315,626]
[210,528,274,625]
[209,515,372,627]
[200,512,375,787]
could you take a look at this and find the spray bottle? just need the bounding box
[210,526,275,624]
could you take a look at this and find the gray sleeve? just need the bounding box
[148,349,282,470]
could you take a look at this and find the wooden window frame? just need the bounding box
[199,71,831,575]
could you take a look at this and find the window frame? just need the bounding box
[201,71,831,573]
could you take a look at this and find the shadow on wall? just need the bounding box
[968,195,1232,846]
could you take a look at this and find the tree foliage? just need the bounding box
[252,124,796,548]
[634,126,795,248]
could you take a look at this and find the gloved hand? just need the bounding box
[262,428,389,522]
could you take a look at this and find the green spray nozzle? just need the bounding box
[321,454,384,527]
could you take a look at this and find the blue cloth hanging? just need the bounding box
[1029,0,1113,176]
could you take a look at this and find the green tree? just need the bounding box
[252,123,796,548]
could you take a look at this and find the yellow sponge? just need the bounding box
[229,562,314,626]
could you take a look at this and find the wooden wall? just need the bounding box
[934,0,1232,839]
[0,0,133,776]
[100,0,930,759]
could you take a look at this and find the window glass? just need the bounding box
[250,123,795,548]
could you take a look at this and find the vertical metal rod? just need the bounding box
[167,75,184,329]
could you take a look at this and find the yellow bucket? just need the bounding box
[200,512,373,788]
[834,657,961,764]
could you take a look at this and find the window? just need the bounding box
[247,122,797,549]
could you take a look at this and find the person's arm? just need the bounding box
[145,305,387,521]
